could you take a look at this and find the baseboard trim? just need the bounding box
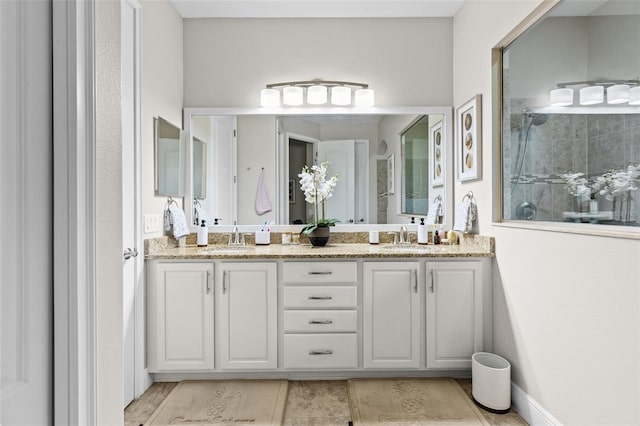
[511,382,561,425]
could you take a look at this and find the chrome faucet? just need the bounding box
[228,226,245,246]
[399,225,409,244]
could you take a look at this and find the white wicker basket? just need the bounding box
[472,352,511,412]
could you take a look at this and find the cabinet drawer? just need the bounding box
[283,286,357,309]
[284,334,358,369]
[284,310,357,333]
[283,261,357,284]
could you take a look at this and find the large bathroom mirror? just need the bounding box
[495,0,640,230]
[183,107,452,231]
[154,116,185,197]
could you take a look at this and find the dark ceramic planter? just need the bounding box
[307,226,330,247]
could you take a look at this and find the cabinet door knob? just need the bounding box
[308,295,332,300]
[308,271,332,275]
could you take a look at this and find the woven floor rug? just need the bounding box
[348,378,490,425]
[146,380,289,425]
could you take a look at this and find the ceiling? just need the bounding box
[169,0,465,18]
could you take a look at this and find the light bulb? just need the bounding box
[579,86,604,105]
[307,85,328,105]
[260,88,280,107]
[549,88,573,107]
[355,89,375,107]
[283,86,303,106]
[607,84,630,104]
[331,86,351,106]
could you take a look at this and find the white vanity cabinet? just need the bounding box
[217,262,277,370]
[363,262,421,369]
[282,261,358,369]
[146,262,214,372]
[425,260,486,369]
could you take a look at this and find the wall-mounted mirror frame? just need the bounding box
[492,0,640,238]
[183,107,453,233]
[154,116,185,197]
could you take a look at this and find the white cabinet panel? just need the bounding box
[147,262,214,372]
[363,262,420,369]
[218,262,277,370]
[426,261,483,369]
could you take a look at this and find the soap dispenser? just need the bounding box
[417,218,427,245]
[197,220,208,247]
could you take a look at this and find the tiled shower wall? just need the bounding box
[504,99,640,225]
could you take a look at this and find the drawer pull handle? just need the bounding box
[308,271,332,275]
[309,319,333,325]
[308,295,332,300]
[309,349,333,355]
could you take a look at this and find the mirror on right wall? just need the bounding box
[496,0,640,228]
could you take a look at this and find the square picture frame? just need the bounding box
[456,94,482,181]
[430,120,444,187]
[387,154,395,194]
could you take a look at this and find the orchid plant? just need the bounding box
[298,162,339,235]
[562,164,639,221]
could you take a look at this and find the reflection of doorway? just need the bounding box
[288,138,314,224]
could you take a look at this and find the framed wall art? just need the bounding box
[387,154,395,194]
[430,120,444,187]
[456,94,482,181]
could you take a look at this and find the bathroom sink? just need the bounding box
[381,244,444,252]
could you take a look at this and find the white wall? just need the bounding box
[183,18,453,107]
[141,0,183,239]
[453,1,640,424]
[95,0,123,423]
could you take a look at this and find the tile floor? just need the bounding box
[125,379,528,425]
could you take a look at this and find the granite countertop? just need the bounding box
[145,236,494,260]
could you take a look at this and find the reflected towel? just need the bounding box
[255,170,272,215]
[169,205,190,239]
[425,202,440,225]
[195,204,211,225]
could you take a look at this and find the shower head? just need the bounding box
[524,111,549,126]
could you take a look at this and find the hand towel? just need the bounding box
[453,197,476,233]
[168,205,190,239]
[255,170,272,215]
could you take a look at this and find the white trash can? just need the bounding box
[472,352,511,413]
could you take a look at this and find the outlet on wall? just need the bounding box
[144,214,160,234]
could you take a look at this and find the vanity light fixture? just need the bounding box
[550,79,640,107]
[260,79,375,107]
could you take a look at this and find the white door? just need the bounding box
[121,0,142,407]
[1,0,53,423]
[363,262,421,369]
[426,261,483,369]
[317,140,355,223]
[147,262,215,372]
[218,263,277,370]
